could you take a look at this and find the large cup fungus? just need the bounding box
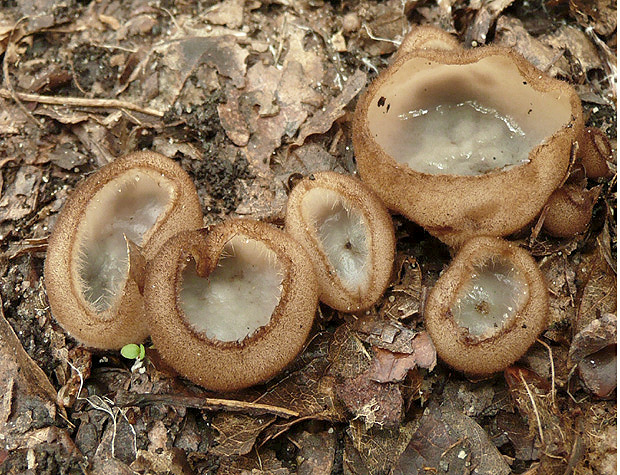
[424,236,548,376]
[44,152,203,349]
[353,26,585,247]
[285,172,395,312]
[144,219,318,391]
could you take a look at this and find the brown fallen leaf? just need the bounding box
[368,333,436,383]
[209,413,276,457]
[464,0,515,46]
[570,313,617,398]
[379,255,423,321]
[335,370,403,428]
[394,400,511,475]
[0,165,42,224]
[292,430,337,475]
[294,69,367,146]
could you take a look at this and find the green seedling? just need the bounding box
[121,343,146,361]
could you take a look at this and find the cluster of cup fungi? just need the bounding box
[44,27,612,391]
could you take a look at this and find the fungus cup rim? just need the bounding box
[353,43,584,246]
[44,151,203,349]
[424,236,549,376]
[145,219,319,391]
[285,171,395,312]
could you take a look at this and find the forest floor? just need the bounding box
[0,0,616,474]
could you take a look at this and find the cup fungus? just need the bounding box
[424,236,548,376]
[542,183,601,238]
[144,219,318,391]
[353,26,584,247]
[44,151,203,349]
[577,127,613,179]
[285,172,395,312]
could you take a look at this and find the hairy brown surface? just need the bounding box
[424,236,549,376]
[44,151,203,349]
[285,171,395,312]
[145,219,318,391]
[353,28,584,247]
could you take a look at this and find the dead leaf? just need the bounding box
[217,448,290,474]
[355,315,425,355]
[494,16,571,78]
[209,413,276,457]
[130,448,193,475]
[335,370,403,428]
[570,313,617,398]
[368,333,436,383]
[540,25,603,73]
[0,165,41,224]
[0,296,60,450]
[464,0,515,46]
[570,0,617,36]
[379,255,423,321]
[293,430,337,475]
[294,69,367,146]
[496,411,539,461]
[204,0,245,29]
[347,418,418,473]
[394,400,511,475]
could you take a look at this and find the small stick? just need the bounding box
[519,371,545,445]
[115,390,299,418]
[0,88,164,117]
[537,338,556,407]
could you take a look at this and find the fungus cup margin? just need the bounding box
[424,236,549,377]
[285,171,395,312]
[44,151,203,349]
[144,219,319,392]
[353,28,584,247]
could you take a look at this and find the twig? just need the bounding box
[537,338,556,407]
[519,371,545,445]
[115,390,299,418]
[0,88,164,117]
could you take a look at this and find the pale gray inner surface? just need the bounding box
[368,56,573,176]
[451,259,529,338]
[396,101,537,175]
[180,235,283,342]
[301,188,370,297]
[78,171,173,312]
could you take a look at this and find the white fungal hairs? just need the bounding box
[301,188,371,293]
[180,235,284,342]
[76,171,173,312]
[451,257,529,339]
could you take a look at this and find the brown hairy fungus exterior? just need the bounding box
[144,219,318,392]
[285,172,395,312]
[396,25,460,59]
[424,237,548,377]
[353,26,584,247]
[577,127,613,179]
[542,184,601,238]
[44,151,203,349]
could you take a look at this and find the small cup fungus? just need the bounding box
[144,219,318,391]
[577,127,613,179]
[353,26,585,247]
[424,236,548,376]
[285,172,395,312]
[44,151,203,349]
[542,184,601,238]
